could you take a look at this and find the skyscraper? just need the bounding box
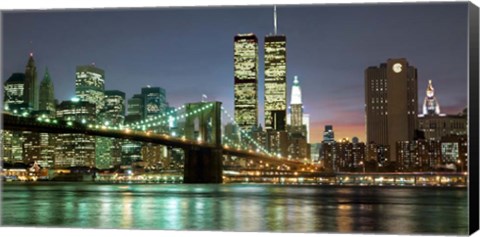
[103,90,126,124]
[418,81,467,141]
[287,76,309,160]
[75,64,105,114]
[39,67,55,116]
[422,80,441,116]
[234,33,258,131]
[126,94,144,123]
[141,86,167,120]
[290,76,304,131]
[323,125,335,144]
[24,53,38,111]
[97,90,126,169]
[365,58,418,162]
[55,100,96,167]
[264,7,287,131]
[3,73,27,112]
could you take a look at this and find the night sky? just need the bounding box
[2,2,468,143]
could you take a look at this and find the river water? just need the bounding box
[0,183,468,234]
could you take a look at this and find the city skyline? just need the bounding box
[2,3,468,143]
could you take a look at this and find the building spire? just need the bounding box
[291,75,302,105]
[274,5,277,35]
[426,79,434,97]
[27,52,35,67]
[43,67,51,82]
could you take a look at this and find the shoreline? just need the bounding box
[1,180,468,188]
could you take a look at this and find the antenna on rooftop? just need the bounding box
[274,5,277,35]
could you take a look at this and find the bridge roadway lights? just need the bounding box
[183,146,223,184]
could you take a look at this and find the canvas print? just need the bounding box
[0,2,477,235]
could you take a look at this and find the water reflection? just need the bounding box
[1,183,468,235]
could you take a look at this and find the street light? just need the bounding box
[359,161,365,173]
[457,159,463,173]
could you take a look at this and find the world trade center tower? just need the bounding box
[234,33,259,131]
[264,6,287,131]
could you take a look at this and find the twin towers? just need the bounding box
[234,6,301,133]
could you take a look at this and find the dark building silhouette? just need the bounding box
[39,67,55,116]
[24,53,38,111]
[365,58,418,162]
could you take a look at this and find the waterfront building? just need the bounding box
[287,133,310,160]
[38,132,55,168]
[141,144,171,170]
[102,90,126,125]
[22,131,41,164]
[234,33,258,131]
[417,82,467,141]
[335,138,353,171]
[3,73,28,113]
[55,100,96,168]
[264,7,287,131]
[104,90,127,166]
[440,134,467,172]
[310,143,322,162]
[75,64,105,114]
[121,142,142,166]
[141,86,167,120]
[0,130,25,164]
[38,68,56,116]
[24,53,39,111]
[366,142,390,167]
[323,125,335,144]
[126,94,144,123]
[0,131,12,162]
[365,58,418,162]
[321,142,336,172]
[140,86,169,168]
[266,130,289,158]
[418,114,467,141]
[396,140,441,172]
[123,94,145,167]
[96,90,126,169]
[330,138,366,172]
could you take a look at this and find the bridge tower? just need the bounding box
[183,101,223,183]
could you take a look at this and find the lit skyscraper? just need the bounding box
[290,76,303,131]
[323,125,335,144]
[422,80,441,115]
[234,33,258,131]
[103,90,126,124]
[24,53,38,111]
[97,90,126,169]
[39,68,55,116]
[75,64,105,114]
[418,81,466,141]
[287,75,309,160]
[3,73,27,112]
[365,58,418,162]
[141,86,167,120]
[264,7,287,131]
[55,100,96,168]
[287,113,311,142]
[126,94,144,123]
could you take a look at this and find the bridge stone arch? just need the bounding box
[184,101,222,147]
[183,101,223,183]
